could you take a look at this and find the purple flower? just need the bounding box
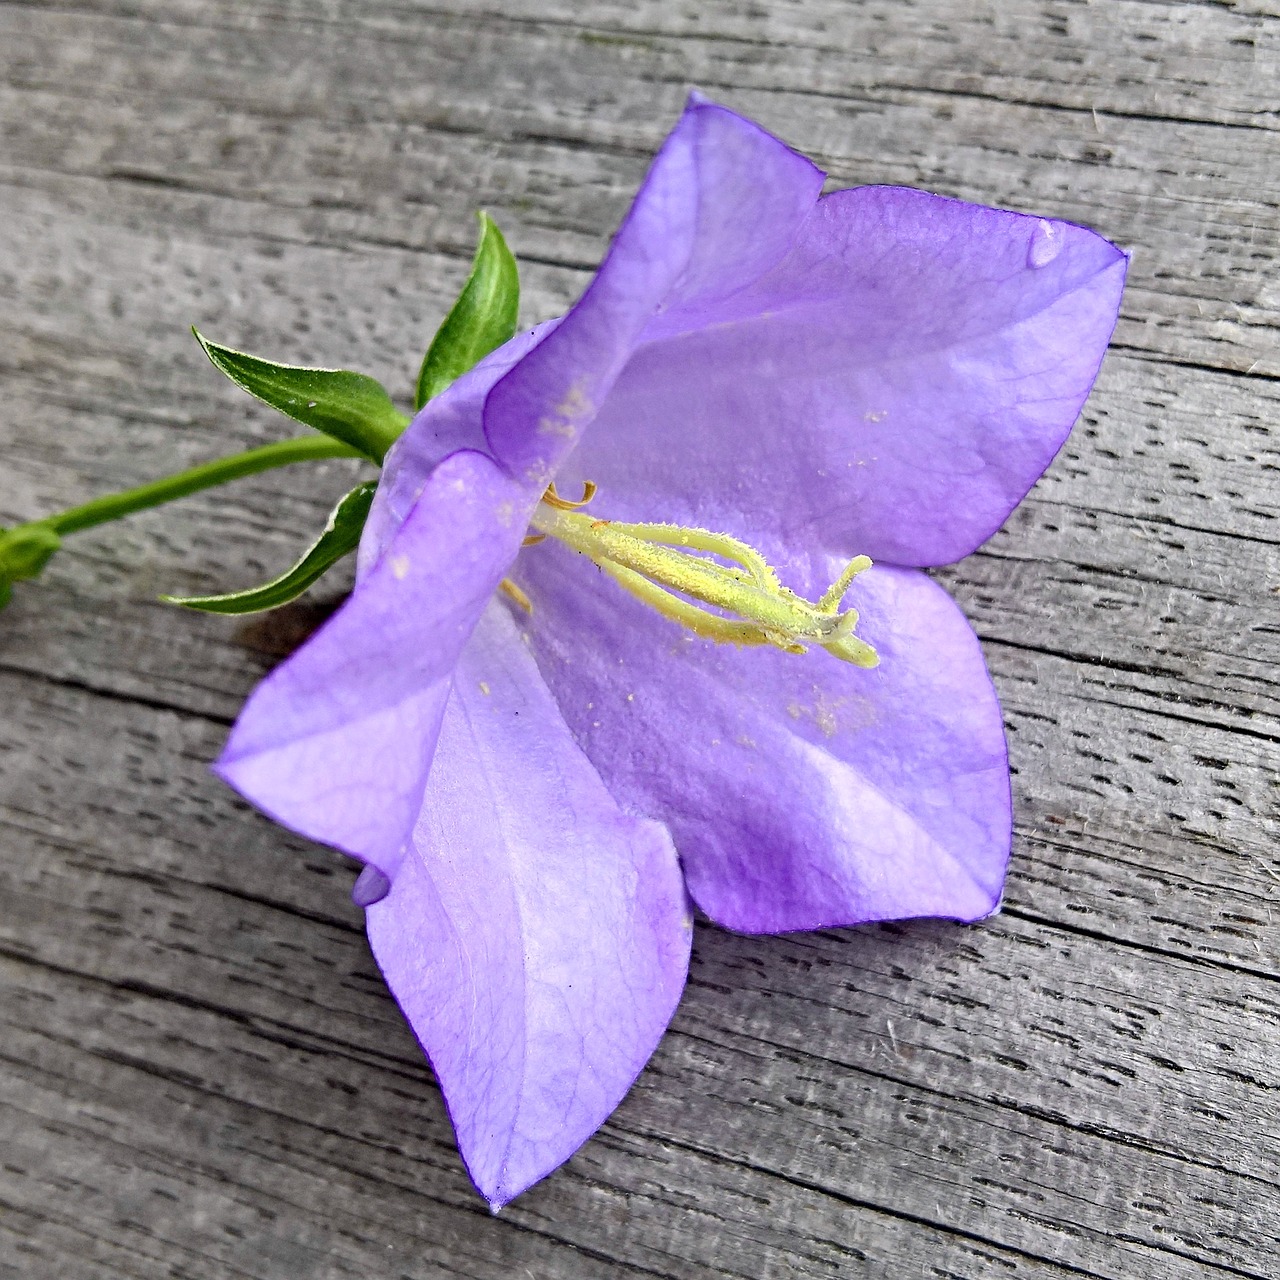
[215,96,1126,1208]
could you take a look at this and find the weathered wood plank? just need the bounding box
[3,671,1278,1277]
[0,3,1276,377]
[1,0,1277,1276]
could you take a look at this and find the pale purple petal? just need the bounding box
[351,864,391,907]
[557,187,1126,580]
[483,96,823,489]
[515,543,1010,933]
[217,450,530,880]
[365,601,692,1208]
[358,320,560,577]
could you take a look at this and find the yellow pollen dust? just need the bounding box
[521,482,879,668]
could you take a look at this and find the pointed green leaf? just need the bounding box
[194,331,408,463]
[163,481,376,615]
[416,212,520,409]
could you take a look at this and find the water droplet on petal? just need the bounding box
[1027,219,1063,269]
[352,864,391,907]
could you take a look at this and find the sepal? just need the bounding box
[162,481,375,615]
[194,330,408,462]
[415,212,520,409]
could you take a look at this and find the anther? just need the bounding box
[541,480,597,511]
[499,578,533,612]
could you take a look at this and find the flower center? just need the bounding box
[522,484,878,668]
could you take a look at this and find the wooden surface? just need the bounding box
[2,1,1278,1276]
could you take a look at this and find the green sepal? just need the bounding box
[415,212,520,409]
[0,524,62,607]
[162,481,376,615]
[194,330,408,463]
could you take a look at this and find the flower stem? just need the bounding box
[42,435,364,536]
[0,434,367,606]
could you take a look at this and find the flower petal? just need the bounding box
[358,320,559,577]
[217,449,529,880]
[559,186,1126,577]
[516,542,1010,933]
[365,601,692,1208]
[483,95,823,489]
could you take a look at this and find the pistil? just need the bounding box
[527,486,878,668]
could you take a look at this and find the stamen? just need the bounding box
[527,488,878,669]
[540,480,598,511]
[499,578,532,612]
[522,533,547,546]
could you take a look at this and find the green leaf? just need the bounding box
[416,212,520,409]
[162,481,376,615]
[194,331,409,463]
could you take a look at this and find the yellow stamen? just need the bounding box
[540,480,598,511]
[499,578,532,612]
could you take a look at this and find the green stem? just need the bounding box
[43,435,364,536]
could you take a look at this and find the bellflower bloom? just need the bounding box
[215,96,1126,1207]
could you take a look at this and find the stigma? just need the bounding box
[524,483,879,669]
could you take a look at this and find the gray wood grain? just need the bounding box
[1,0,1277,1276]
